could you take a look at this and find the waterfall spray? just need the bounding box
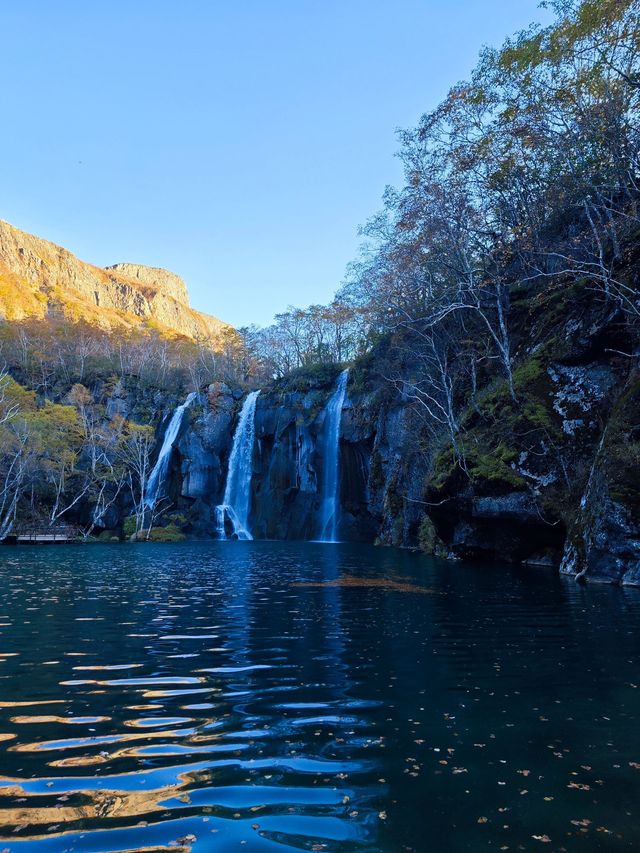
[216,390,260,540]
[318,369,349,542]
[145,392,197,508]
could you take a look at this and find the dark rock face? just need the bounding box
[171,377,410,543]
[245,385,376,541]
[420,291,639,583]
[443,492,565,563]
[560,378,640,586]
[178,384,235,502]
[253,391,314,539]
[562,491,640,585]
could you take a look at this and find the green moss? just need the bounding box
[145,524,186,542]
[417,516,447,555]
[276,363,345,393]
[469,446,526,487]
[431,446,458,490]
[601,376,640,513]
[431,442,525,493]
[520,399,555,431]
[122,516,137,537]
[459,352,560,481]
[512,356,545,387]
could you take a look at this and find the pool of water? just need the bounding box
[0,541,638,852]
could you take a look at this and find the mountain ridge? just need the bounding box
[0,219,229,343]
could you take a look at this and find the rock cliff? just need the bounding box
[0,220,228,342]
[172,377,376,542]
[161,279,639,586]
[105,263,189,305]
[169,372,434,547]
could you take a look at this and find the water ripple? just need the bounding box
[0,541,638,852]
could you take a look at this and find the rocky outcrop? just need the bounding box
[0,220,228,342]
[250,383,376,541]
[416,283,639,584]
[105,263,189,305]
[179,384,235,503]
[559,378,640,585]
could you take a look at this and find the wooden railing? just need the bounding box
[14,525,81,544]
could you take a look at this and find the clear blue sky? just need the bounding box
[2,1,552,327]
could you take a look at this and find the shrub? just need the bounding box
[123,516,137,537]
[146,524,186,542]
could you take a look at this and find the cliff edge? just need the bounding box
[0,220,229,343]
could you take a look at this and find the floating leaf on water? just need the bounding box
[291,577,436,594]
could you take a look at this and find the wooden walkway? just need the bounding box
[13,525,80,544]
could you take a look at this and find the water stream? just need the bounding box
[318,369,349,542]
[145,392,198,508]
[216,390,260,540]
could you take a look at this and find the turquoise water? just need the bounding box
[0,541,638,852]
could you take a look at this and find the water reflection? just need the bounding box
[0,541,637,852]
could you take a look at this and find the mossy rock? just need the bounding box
[418,516,447,556]
[122,516,137,537]
[97,529,121,542]
[275,363,345,393]
[146,524,186,542]
[431,443,525,494]
[130,524,186,542]
[468,446,526,488]
[601,376,640,515]
[164,512,188,527]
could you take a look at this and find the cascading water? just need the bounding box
[317,369,349,542]
[216,390,260,540]
[145,392,197,508]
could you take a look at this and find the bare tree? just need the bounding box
[117,425,155,537]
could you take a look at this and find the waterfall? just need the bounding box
[216,390,260,540]
[145,392,197,508]
[318,369,349,542]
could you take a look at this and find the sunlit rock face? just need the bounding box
[105,263,190,305]
[0,219,229,341]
